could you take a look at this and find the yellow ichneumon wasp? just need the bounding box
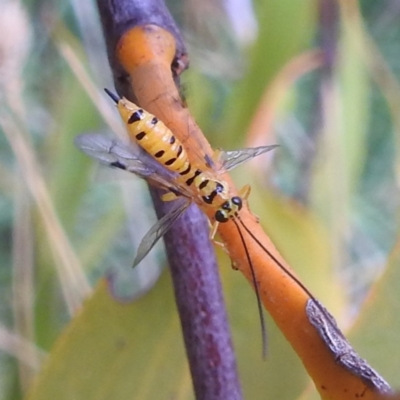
[75,89,278,354]
[75,89,342,358]
[78,89,278,267]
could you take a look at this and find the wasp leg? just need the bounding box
[230,260,239,270]
[209,221,226,250]
[204,149,223,169]
[239,184,251,200]
[239,185,260,223]
[209,220,219,241]
[212,149,223,163]
[209,220,237,270]
[161,192,179,202]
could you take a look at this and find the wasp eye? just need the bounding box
[215,210,228,223]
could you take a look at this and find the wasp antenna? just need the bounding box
[232,218,268,360]
[236,215,345,340]
[104,88,120,104]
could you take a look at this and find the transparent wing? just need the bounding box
[75,133,154,178]
[76,133,193,267]
[219,144,279,171]
[75,133,188,194]
[132,199,191,268]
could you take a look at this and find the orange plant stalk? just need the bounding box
[112,25,392,400]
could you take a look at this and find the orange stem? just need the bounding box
[115,25,391,400]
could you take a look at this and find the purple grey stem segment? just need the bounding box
[152,192,243,399]
[96,0,243,399]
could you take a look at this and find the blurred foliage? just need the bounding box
[0,0,400,399]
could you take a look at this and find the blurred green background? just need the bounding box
[0,0,399,399]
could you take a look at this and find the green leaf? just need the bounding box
[26,273,190,400]
[27,261,315,400]
[348,241,400,388]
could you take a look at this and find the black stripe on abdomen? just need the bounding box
[155,150,165,158]
[165,158,177,166]
[185,169,202,186]
[202,183,223,204]
[179,164,191,176]
[202,190,218,204]
[135,131,146,140]
[199,180,209,190]
[128,109,144,124]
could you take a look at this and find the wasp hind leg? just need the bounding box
[161,192,180,202]
[205,149,224,169]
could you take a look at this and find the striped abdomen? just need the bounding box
[117,98,190,175]
[114,95,241,220]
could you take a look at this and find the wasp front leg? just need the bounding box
[238,184,251,201]
[239,184,260,223]
[209,220,227,251]
[208,220,238,270]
